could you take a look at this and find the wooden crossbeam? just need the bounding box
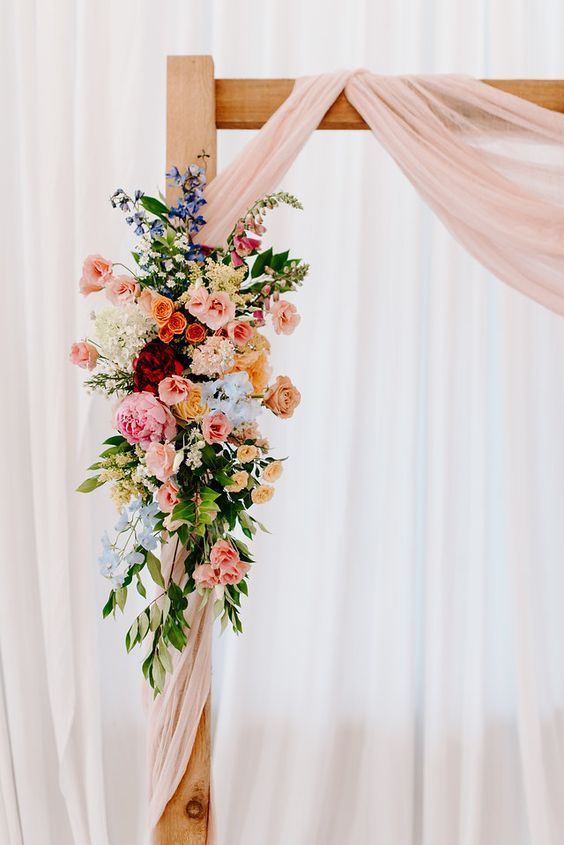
[215,77,564,129]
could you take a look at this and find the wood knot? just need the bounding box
[186,799,205,820]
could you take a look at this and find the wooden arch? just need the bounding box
[156,55,564,844]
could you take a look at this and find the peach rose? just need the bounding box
[168,311,187,335]
[225,470,249,493]
[237,445,258,463]
[226,321,254,347]
[173,386,207,421]
[251,484,275,504]
[156,480,180,513]
[138,288,155,316]
[186,287,209,319]
[264,375,301,419]
[79,254,113,296]
[230,350,271,394]
[202,292,236,330]
[270,299,301,335]
[202,411,233,444]
[262,461,283,483]
[105,275,140,305]
[151,294,174,327]
[144,441,176,482]
[193,563,220,589]
[158,375,194,406]
[69,341,99,370]
[209,539,250,585]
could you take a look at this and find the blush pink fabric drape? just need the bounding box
[147,70,564,835]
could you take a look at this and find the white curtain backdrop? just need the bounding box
[3,1,564,844]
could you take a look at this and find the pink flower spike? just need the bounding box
[231,250,244,267]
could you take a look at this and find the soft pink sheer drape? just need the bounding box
[147,70,564,835]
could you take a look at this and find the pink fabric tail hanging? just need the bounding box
[147,70,564,838]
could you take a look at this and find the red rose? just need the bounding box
[133,339,183,393]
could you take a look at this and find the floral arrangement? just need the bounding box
[70,164,307,692]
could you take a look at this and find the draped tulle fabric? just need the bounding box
[147,70,564,834]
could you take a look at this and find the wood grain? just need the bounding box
[215,77,564,129]
[157,54,216,845]
[154,699,212,844]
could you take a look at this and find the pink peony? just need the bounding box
[193,563,220,589]
[158,375,194,405]
[145,441,176,482]
[105,275,140,305]
[79,254,113,295]
[114,392,177,448]
[209,539,250,585]
[156,480,180,513]
[186,287,209,319]
[69,341,99,370]
[226,321,254,347]
[201,292,236,330]
[270,299,301,335]
[202,412,233,444]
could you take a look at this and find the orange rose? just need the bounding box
[159,323,174,343]
[185,322,207,344]
[230,350,271,394]
[151,294,174,327]
[264,375,301,419]
[168,311,187,335]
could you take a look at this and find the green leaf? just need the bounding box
[146,551,164,587]
[270,249,289,271]
[139,195,169,219]
[136,578,147,599]
[76,476,104,493]
[102,591,116,618]
[251,247,273,278]
[126,617,138,652]
[116,587,127,612]
[171,501,195,525]
[149,602,162,632]
[157,639,173,674]
[238,579,248,597]
[138,611,150,642]
[161,594,171,622]
[103,435,127,447]
[152,655,166,692]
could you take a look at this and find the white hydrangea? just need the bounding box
[93,304,157,372]
[185,431,205,470]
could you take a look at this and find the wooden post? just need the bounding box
[155,55,216,845]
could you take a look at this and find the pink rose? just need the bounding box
[145,441,176,482]
[193,564,220,589]
[202,412,233,444]
[226,321,254,347]
[156,480,180,513]
[79,254,113,296]
[114,392,177,448]
[158,375,194,405]
[69,341,99,370]
[201,292,236,330]
[105,275,140,305]
[186,287,209,319]
[270,299,301,335]
[138,288,154,316]
[209,539,250,586]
